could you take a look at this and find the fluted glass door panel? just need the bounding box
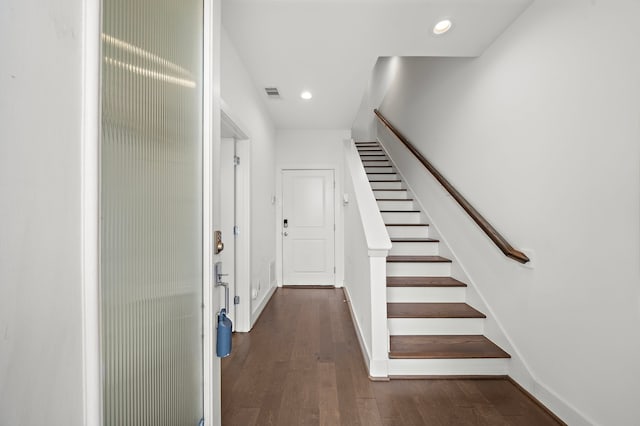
[100,0,203,424]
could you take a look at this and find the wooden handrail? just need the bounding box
[374,109,529,264]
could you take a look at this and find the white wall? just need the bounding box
[221,28,278,326]
[351,56,401,142]
[372,0,640,424]
[275,129,351,287]
[0,0,85,424]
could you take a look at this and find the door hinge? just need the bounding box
[233,155,240,166]
[234,295,240,305]
[233,225,240,236]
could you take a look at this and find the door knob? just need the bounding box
[214,230,224,254]
[283,231,288,236]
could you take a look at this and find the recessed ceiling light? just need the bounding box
[300,90,313,100]
[433,19,453,35]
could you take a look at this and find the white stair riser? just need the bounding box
[365,166,395,174]
[388,318,484,335]
[387,286,466,303]
[377,200,414,210]
[368,173,398,181]
[363,161,391,167]
[386,226,429,238]
[388,358,509,376]
[374,190,408,198]
[389,241,439,256]
[381,211,421,224]
[371,181,403,190]
[358,149,384,154]
[387,262,451,277]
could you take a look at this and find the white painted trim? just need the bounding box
[203,0,220,424]
[221,99,249,140]
[250,285,277,328]
[80,0,101,424]
[388,358,510,376]
[342,286,372,373]
[235,139,252,332]
[368,257,389,379]
[217,101,252,333]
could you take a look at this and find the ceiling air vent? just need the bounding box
[265,87,280,98]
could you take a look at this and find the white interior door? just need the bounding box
[282,169,335,286]
[220,138,236,323]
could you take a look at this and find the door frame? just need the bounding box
[221,100,251,332]
[80,0,101,424]
[276,166,343,288]
[203,0,221,424]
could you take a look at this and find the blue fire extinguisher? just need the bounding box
[216,308,232,358]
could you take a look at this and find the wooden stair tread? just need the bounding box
[366,172,396,174]
[385,223,428,227]
[373,189,407,191]
[387,276,466,287]
[389,335,510,359]
[369,180,401,183]
[380,210,420,213]
[387,255,448,263]
[390,237,438,242]
[387,303,485,318]
[377,198,414,201]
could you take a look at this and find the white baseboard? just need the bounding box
[250,285,277,329]
[342,285,372,374]
[510,373,595,426]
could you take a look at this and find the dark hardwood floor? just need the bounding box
[221,288,562,426]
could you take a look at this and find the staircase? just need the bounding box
[356,141,511,377]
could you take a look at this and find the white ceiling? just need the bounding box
[222,0,533,129]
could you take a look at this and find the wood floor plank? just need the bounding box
[335,342,362,425]
[223,407,260,426]
[357,398,384,426]
[318,362,340,426]
[253,361,291,426]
